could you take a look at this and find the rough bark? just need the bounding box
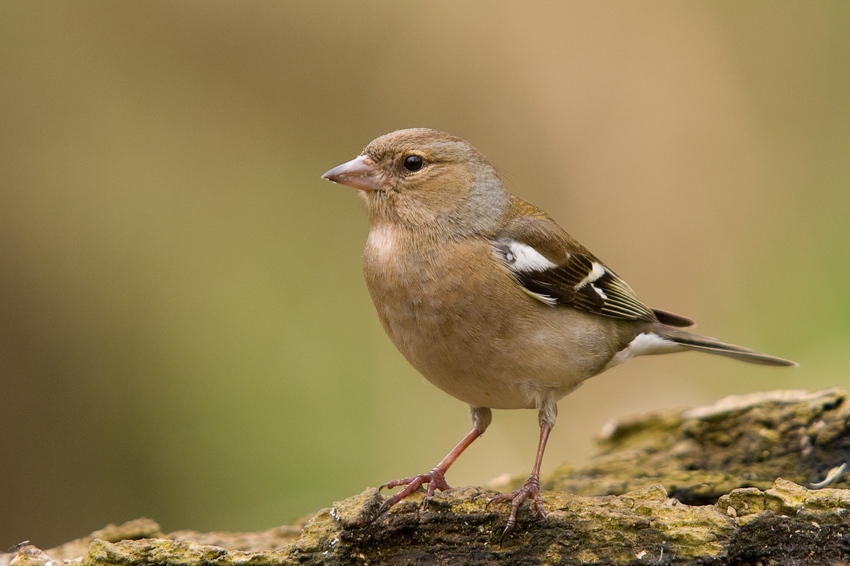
[6,387,850,566]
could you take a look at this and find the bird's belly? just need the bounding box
[363,237,620,410]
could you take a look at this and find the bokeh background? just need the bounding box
[2,1,848,549]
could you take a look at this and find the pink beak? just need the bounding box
[322,155,384,191]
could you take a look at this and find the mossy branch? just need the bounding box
[6,387,850,565]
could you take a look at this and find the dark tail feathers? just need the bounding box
[653,326,798,367]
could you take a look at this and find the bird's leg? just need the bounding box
[488,402,555,539]
[378,428,476,512]
[378,406,491,514]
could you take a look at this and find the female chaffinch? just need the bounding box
[322,128,795,537]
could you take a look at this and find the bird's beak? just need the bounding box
[321,155,384,191]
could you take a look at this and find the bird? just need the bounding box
[321,128,796,538]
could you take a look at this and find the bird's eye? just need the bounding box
[402,155,424,172]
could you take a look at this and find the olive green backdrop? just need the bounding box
[2,1,848,549]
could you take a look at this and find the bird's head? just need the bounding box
[323,128,510,236]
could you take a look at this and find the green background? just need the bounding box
[2,1,848,549]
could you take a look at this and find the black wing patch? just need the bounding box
[651,308,694,327]
[495,241,658,322]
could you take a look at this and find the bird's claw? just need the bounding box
[378,468,451,513]
[487,474,547,541]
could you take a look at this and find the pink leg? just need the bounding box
[488,419,552,539]
[378,406,491,513]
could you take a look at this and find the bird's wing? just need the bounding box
[492,196,686,324]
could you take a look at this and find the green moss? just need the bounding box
[10,388,850,565]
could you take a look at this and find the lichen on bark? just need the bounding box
[6,387,850,565]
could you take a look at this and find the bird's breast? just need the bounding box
[361,226,620,410]
[363,226,486,336]
[364,223,399,266]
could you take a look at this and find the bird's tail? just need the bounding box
[652,326,798,367]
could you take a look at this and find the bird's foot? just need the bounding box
[487,473,547,540]
[378,468,451,514]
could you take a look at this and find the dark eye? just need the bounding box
[403,155,424,172]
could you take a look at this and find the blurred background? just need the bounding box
[1,0,848,549]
